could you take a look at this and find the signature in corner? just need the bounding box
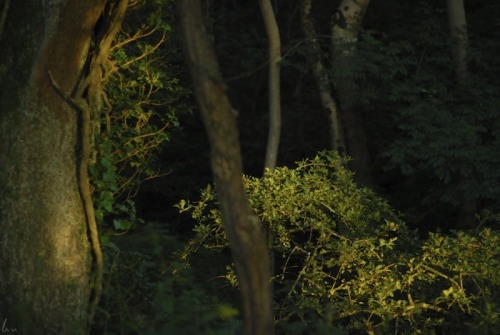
[2,319,17,333]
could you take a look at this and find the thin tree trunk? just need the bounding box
[331,0,371,185]
[259,0,282,297]
[446,0,476,227]
[447,0,468,83]
[301,0,346,153]
[177,1,274,334]
[260,0,281,172]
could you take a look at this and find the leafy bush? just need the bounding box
[378,3,500,211]
[93,223,241,335]
[178,151,500,334]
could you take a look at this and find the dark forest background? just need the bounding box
[88,0,500,333]
[129,0,500,230]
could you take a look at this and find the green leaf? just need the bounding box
[113,219,132,231]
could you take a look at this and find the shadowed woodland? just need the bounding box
[1,0,500,334]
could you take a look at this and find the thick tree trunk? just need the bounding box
[301,0,346,153]
[0,1,125,333]
[331,0,371,185]
[260,0,281,172]
[177,1,274,335]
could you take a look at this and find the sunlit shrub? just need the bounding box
[178,151,500,334]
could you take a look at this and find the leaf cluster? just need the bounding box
[90,0,189,232]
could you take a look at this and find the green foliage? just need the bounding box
[384,64,500,205]
[93,224,241,335]
[150,262,242,335]
[178,151,500,334]
[90,0,189,232]
[374,3,500,206]
[351,30,414,108]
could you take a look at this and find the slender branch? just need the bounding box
[121,32,167,68]
[123,122,170,146]
[111,25,158,51]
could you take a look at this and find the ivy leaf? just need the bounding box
[113,219,132,231]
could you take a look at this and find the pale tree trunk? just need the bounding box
[331,0,371,185]
[260,0,281,172]
[259,0,282,295]
[177,1,274,335]
[0,0,126,333]
[446,0,475,227]
[301,0,346,153]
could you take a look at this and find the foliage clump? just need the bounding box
[178,151,500,334]
[93,224,241,335]
[90,0,189,232]
[367,3,500,214]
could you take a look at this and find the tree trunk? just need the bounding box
[331,0,371,185]
[0,1,126,333]
[260,0,281,172]
[447,0,468,83]
[177,1,274,335]
[301,0,346,154]
[259,0,282,297]
[446,0,476,227]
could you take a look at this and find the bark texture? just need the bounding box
[177,1,274,334]
[0,0,124,333]
[331,0,371,185]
